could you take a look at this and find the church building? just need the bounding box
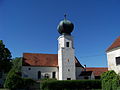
[22,16,84,80]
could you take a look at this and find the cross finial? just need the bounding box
[64,14,67,20]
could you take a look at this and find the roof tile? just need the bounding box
[85,67,108,76]
[23,53,83,67]
[106,36,120,52]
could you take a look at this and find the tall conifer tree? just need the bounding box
[0,40,12,73]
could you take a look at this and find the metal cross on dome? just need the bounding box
[64,14,67,20]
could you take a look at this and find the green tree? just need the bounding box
[0,40,12,73]
[101,70,120,90]
[4,69,23,89]
[4,57,35,89]
[12,57,22,72]
[4,69,35,89]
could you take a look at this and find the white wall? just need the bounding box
[22,66,59,80]
[22,66,84,80]
[58,35,76,80]
[107,47,120,74]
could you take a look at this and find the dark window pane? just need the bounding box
[52,72,56,78]
[38,71,41,79]
[67,78,71,80]
[116,57,120,65]
[66,42,69,47]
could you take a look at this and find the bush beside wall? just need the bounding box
[4,69,35,89]
[40,80,101,90]
[101,70,120,90]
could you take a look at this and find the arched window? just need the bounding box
[38,71,41,79]
[52,72,56,78]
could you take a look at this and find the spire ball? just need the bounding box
[57,15,74,35]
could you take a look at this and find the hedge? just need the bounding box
[40,80,101,90]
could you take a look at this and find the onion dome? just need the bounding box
[57,15,74,35]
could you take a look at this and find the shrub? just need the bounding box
[40,80,101,90]
[4,69,23,89]
[4,69,35,89]
[41,78,57,81]
[22,78,35,89]
[101,70,120,90]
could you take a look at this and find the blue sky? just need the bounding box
[0,0,120,67]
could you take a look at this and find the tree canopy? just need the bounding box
[0,40,11,60]
[4,68,35,89]
[101,70,120,90]
[0,40,12,73]
[12,57,22,73]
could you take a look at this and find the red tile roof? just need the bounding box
[106,36,120,52]
[85,67,108,76]
[23,53,83,67]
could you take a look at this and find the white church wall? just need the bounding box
[22,66,58,80]
[107,48,120,74]
[58,35,76,80]
[60,48,76,80]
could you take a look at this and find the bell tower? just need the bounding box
[57,15,76,80]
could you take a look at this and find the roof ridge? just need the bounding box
[106,36,120,52]
[23,53,58,55]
